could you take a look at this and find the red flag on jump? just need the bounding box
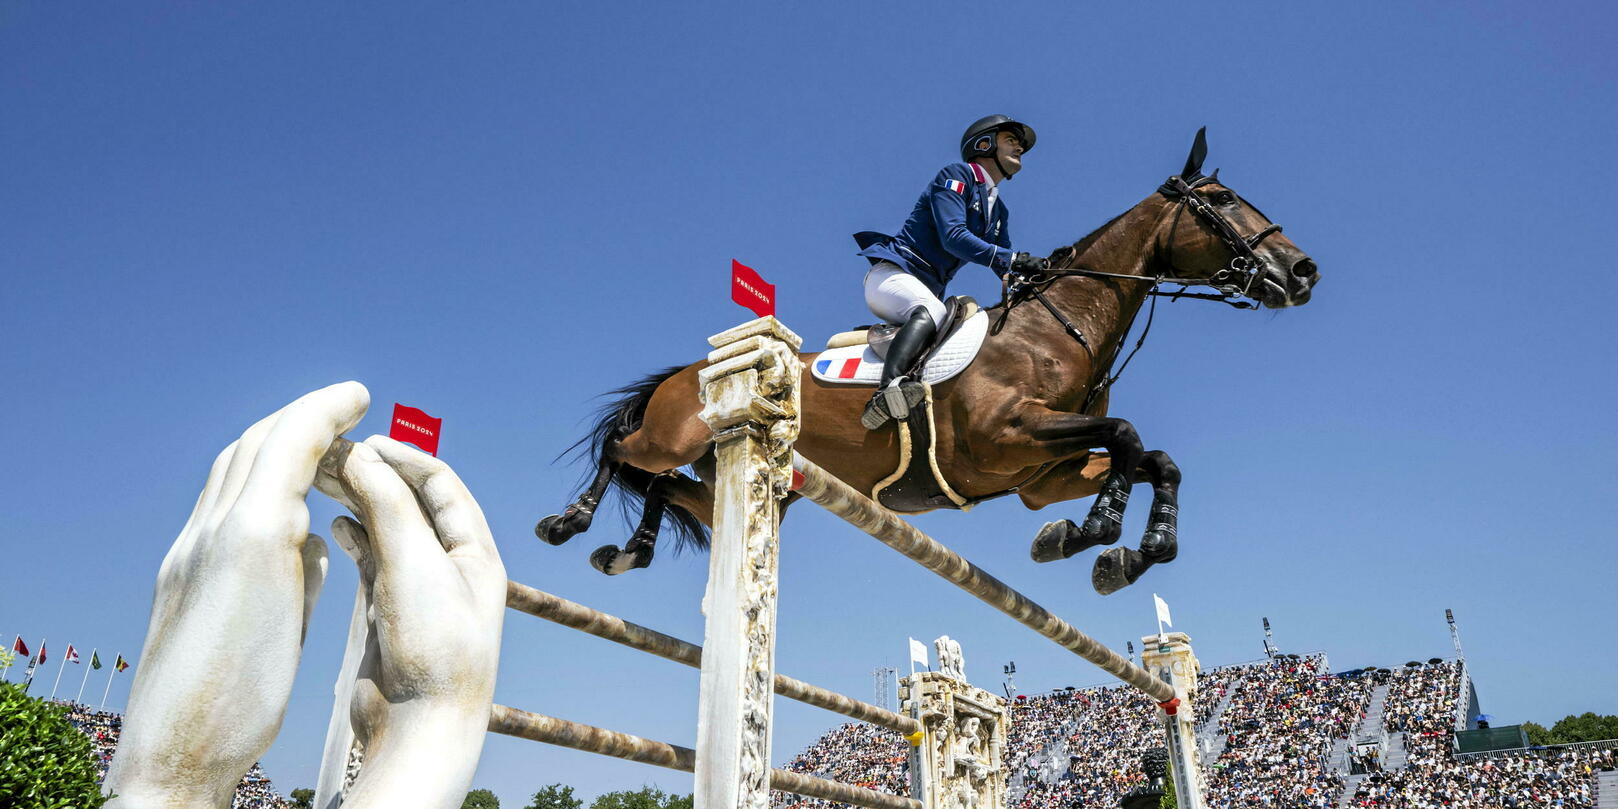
[11,636,26,657]
[389,403,443,456]
[730,259,775,318]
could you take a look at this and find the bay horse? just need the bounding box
[536,129,1320,594]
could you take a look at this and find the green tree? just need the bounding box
[289,787,315,809]
[1547,713,1618,744]
[463,788,501,809]
[526,783,583,809]
[0,681,108,808]
[1524,721,1553,746]
[589,785,691,809]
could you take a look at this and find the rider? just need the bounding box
[855,114,1050,429]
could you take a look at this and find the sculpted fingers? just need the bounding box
[330,516,375,580]
[361,436,500,563]
[334,442,443,578]
[238,381,370,516]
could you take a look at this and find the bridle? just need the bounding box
[1156,172,1285,301]
[991,172,1288,414]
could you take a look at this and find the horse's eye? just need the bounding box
[1217,193,1237,205]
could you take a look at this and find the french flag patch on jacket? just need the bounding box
[945,179,966,194]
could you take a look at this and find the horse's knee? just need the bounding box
[1141,450,1181,487]
[1107,420,1141,455]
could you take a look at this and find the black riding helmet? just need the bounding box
[959,114,1036,178]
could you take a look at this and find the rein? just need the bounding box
[990,173,1284,414]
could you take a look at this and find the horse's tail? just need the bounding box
[566,366,710,552]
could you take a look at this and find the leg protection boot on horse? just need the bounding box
[1092,492,1179,595]
[861,308,935,430]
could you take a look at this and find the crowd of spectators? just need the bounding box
[1348,744,1615,807]
[775,722,909,809]
[1204,655,1372,807]
[54,700,296,808]
[775,656,1615,809]
[1383,660,1461,737]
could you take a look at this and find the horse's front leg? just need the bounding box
[1093,449,1181,595]
[1006,409,1145,562]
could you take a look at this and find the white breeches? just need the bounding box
[863,261,946,325]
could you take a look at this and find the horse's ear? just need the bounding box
[1208,168,1220,184]
[1181,126,1208,179]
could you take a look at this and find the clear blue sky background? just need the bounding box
[3,2,1614,805]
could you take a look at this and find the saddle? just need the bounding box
[814,296,985,387]
[812,297,996,514]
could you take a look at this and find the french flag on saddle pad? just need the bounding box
[815,356,871,380]
[944,179,967,195]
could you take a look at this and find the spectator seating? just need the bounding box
[55,700,296,808]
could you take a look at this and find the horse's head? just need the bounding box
[1154,128,1320,308]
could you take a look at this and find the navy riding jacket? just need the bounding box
[856,161,1013,298]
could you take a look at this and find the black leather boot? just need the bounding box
[861,309,936,429]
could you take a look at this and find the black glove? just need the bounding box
[1010,252,1050,276]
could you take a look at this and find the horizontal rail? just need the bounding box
[489,704,921,809]
[505,581,922,736]
[791,455,1175,704]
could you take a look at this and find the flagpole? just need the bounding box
[49,646,70,700]
[23,637,44,693]
[76,648,97,704]
[101,656,117,709]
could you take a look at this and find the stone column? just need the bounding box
[1141,631,1207,809]
[900,648,1010,809]
[694,317,802,809]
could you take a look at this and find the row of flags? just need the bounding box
[7,635,131,708]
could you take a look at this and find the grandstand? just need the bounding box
[55,700,296,808]
[775,656,1617,809]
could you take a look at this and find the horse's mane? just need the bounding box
[1060,210,1129,257]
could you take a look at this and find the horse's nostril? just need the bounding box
[1291,258,1317,279]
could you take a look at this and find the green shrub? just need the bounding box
[0,681,108,808]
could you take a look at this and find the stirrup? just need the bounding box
[861,379,924,430]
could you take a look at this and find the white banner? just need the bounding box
[1154,594,1173,628]
[908,637,929,668]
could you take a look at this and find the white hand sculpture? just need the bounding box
[106,382,370,809]
[313,436,506,809]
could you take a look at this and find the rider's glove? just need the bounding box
[1009,252,1050,277]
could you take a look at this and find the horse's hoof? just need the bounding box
[1092,547,1149,595]
[537,505,594,546]
[590,544,651,576]
[1030,520,1077,563]
[536,514,571,546]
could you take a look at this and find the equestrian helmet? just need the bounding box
[959,115,1037,162]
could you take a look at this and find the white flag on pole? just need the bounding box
[908,638,929,668]
[1154,594,1173,628]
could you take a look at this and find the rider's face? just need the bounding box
[995,130,1025,177]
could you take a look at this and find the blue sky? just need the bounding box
[3,1,1615,804]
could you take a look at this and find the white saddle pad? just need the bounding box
[811,311,989,386]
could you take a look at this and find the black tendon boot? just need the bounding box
[861,309,936,430]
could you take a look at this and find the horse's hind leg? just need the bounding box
[536,455,616,546]
[589,472,712,575]
[1093,449,1181,595]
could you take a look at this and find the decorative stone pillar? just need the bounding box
[694,317,802,809]
[1141,632,1207,809]
[900,644,1010,809]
